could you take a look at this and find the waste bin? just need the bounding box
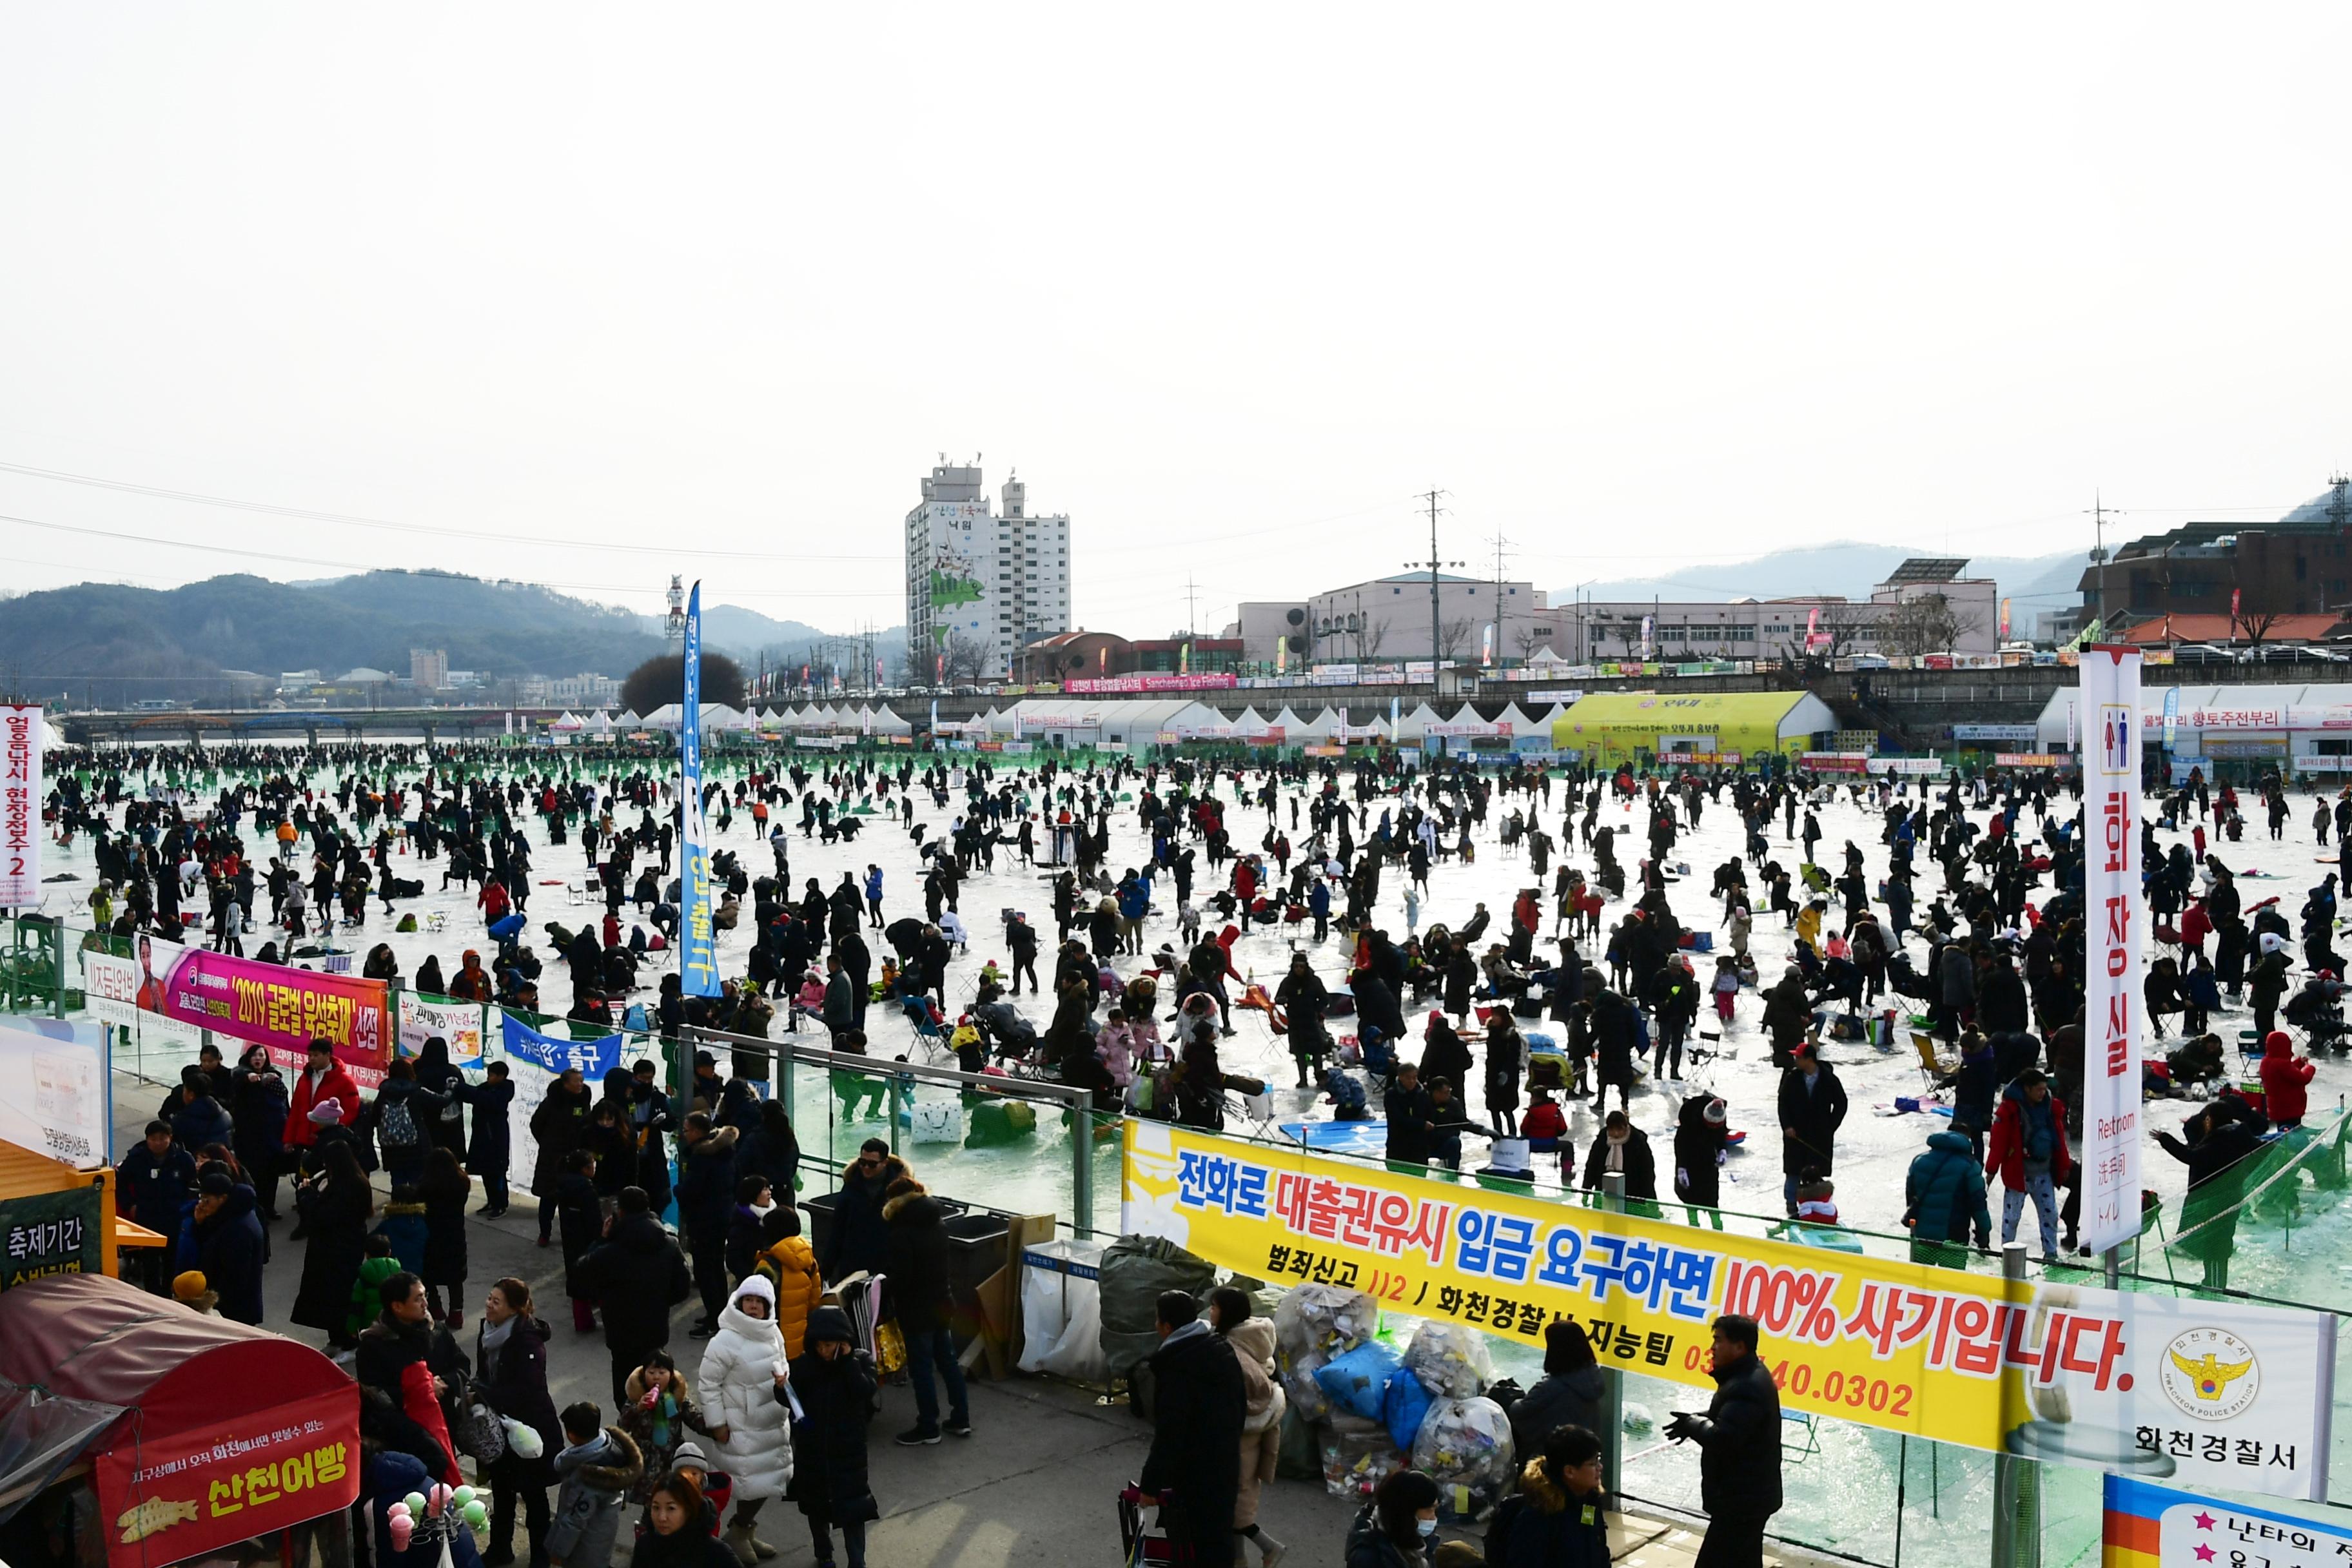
[941,1208,1011,1348]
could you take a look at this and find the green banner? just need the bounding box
[0,1184,103,1289]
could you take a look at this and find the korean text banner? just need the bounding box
[501,1013,619,1199]
[98,1384,358,1568]
[2082,647,2145,1253]
[679,581,719,998]
[86,934,390,1088]
[0,706,39,907]
[397,992,485,1065]
[1123,1122,2337,1500]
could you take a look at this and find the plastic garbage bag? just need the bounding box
[1382,1363,1433,1451]
[1272,1282,1379,1424]
[1315,1341,1406,1422]
[1097,1235,1215,1383]
[1018,1241,1109,1382]
[1319,1416,1406,1500]
[1404,1320,1493,1400]
[1411,1396,1515,1520]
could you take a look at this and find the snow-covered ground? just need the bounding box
[38,743,2352,1248]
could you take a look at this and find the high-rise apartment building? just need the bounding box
[903,462,1070,681]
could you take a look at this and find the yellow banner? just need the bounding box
[1121,1122,2336,1496]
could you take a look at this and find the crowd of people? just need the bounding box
[48,733,2338,1564]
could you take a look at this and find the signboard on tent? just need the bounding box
[1124,1121,2337,1500]
[96,1385,360,1568]
[678,583,719,998]
[2082,647,2145,1255]
[0,1184,101,1289]
[0,1017,108,1168]
[0,705,39,907]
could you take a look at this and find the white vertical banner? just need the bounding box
[0,706,41,908]
[2083,647,2144,1255]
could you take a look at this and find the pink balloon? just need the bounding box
[387,1503,411,1520]
[388,1518,413,1552]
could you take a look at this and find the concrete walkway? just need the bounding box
[121,1067,1814,1567]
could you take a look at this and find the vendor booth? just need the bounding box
[0,1273,359,1568]
[1551,689,1839,766]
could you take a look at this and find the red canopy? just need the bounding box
[0,1273,357,1568]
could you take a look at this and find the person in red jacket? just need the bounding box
[2179,898,2213,962]
[2260,1029,2315,1130]
[285,1037,362,1155]
[1984,1070,2072,1260]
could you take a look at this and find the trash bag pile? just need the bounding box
[1271,1283,1379,1425]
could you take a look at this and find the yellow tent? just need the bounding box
[1551,690,1838,765]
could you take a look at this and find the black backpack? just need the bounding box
[1485,1493,1529,1562]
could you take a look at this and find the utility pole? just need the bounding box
[1406,489,1461,680]
[2086,491,2124,640]
[1182,576,1200,641]
[1488,531,1513,665]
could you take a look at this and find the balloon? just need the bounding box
[387,1518,413,1553]
[387,1503,411,1520]
[453,1486,476,1508]
[429,1484,453,1514]
[462,1502,489,1529]
[403,1493,427,1517]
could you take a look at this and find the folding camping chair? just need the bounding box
[1912,1031,1956,1095]
[424,911,449,935]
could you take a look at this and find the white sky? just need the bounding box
[1,5,2347,636]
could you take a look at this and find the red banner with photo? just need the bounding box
[95,1384,359,1568]
[124,932,391,1087]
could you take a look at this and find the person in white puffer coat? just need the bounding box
[696,1274,794,1564]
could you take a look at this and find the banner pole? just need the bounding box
[1992,1240,2041,1568]
[1601,1171,1626,1489]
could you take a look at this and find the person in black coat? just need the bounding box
[882,1178,968,1442]
[474,1278,562,1568]
[418,1148,473,1327]
[228,1043,289,1221]
[529,1067,594,1244]
[1665,1315,1783,1563]
[455,1063,515,1216]
[291,1141,375,1342]
[117,1121,198,1290]
[166,1067,237,1158]
[673,1115,740,1336]
[355,1273,465,1484]
[1775,1046,1848,1217]
[820,1142,906,1280]
[1673,1095,1729,1222]
[1588,982,1643,1115]
[413,1035,469,1161]
[1382,1064,1438,1168]
[732,1099,801,1202]
[1580,1111,1658,1200]
[1137,1290,1246,1568]
[193,1172,268,1325]
[575,1186,694,1406]
[785,1306,879,1567]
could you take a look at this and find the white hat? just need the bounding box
[733,1275,776,1308]
[2260,932,2286,954]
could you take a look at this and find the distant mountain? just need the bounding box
[1563,542,2089,617]
[0,570,895,699]
[631,605,908,676]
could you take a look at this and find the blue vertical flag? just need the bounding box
[2161,685,2179,754]
[680,583,720,997]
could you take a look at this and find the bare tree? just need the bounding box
[1877,593,1979,657]
[939,631,992,683]
[2236,607,2284,647]
[1360,620,1389,660]
[1511,623,1550,662]
[1438,618,1475,661]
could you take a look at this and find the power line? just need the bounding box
[0,458,895,562]
[0,511,897,600]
